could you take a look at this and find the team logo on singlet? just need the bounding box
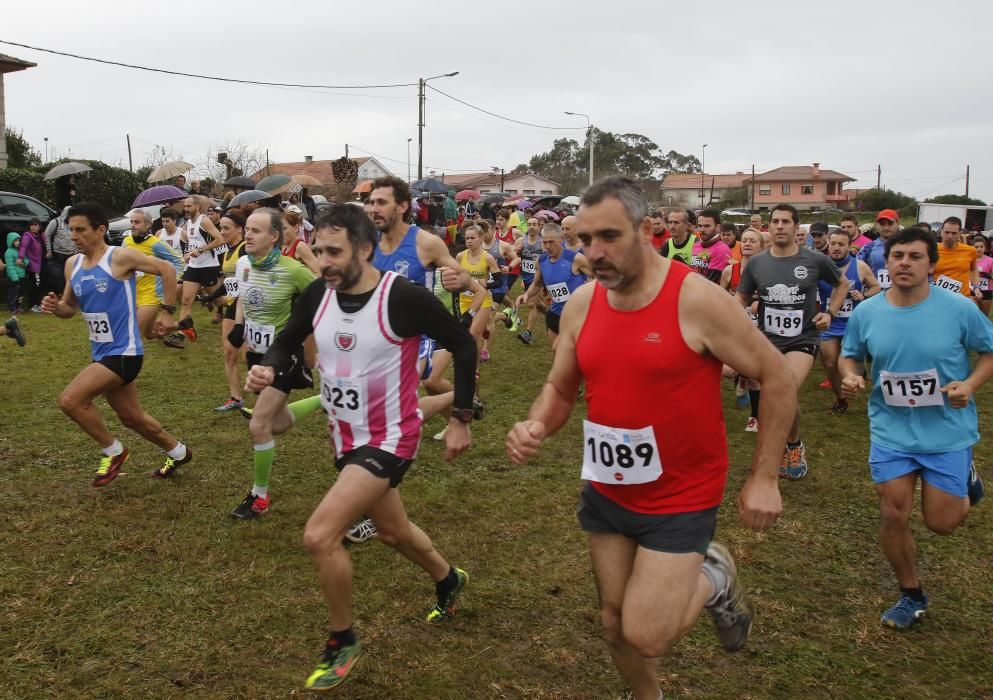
[243,286,270,312]
[793,266,809,280]
[95,278,108,293]
[334,331,356,352]
[73,283,82,297]
[762,283,803,304]
[394,260,410,279]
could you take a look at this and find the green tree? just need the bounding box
[925,193,987,206]
[4,128,42,168]
[857,187,916,212]
[717,186,749,208]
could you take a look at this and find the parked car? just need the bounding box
[808,208,847,216]
[0,190,57,258]
[108,205,165,245]
[721,207,752,217]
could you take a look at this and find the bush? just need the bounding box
[0,159,144,217]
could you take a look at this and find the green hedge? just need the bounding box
[0,159,145,217]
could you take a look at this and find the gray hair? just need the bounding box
[254,207,285,246]
[580,176,648,230]
[130,209,153,225]
[540,222,562,238]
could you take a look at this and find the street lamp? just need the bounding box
[565,111,593,186]
[701,144,708,207]
[44,137,48,163]
[407,138,412,182]
[418,71,459,180]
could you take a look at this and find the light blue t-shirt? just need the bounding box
[842,285,993,453]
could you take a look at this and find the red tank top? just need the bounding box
[282,238,301,259]
[729,261,742,294]
[497,228,520,274]
[575,263,727,514]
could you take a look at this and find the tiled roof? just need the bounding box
[662,172,750,189]
[747,166,852,183]
[249,158,370,186]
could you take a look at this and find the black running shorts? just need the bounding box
[576,483,717,555]
[96,354,143,385]
[182,265,220,286]
[546,310,562,335]
[776,340,820,358]
[336,446,413,488]
[246,348,313,395]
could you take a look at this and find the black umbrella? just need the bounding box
[229,189,272,207]
[481,193,505,205]
[224,175,256,189]
[410,177,449,195]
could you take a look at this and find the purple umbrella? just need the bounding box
[132,185,188,208]
[535,209,560,220]
[516,199,533,210]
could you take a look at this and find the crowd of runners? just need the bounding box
[8,174,992,698]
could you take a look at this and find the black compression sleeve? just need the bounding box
[387,278,477,410]
[486,271,504,290]
[262,278,326,372]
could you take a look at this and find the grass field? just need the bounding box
[3,305,993,699]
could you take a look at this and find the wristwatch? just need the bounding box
[160,304,177,314]
[451,407,474,423]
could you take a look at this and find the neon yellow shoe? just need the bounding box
[426,568,469,623]
[304,639,362,691]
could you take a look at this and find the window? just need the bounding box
[782,184,791,195]
[523,189,535,195]
[0,194,50,218]
[540,190,553,195]
[505,189,518,195]
[801,184,814,195]
[759,186,772,196]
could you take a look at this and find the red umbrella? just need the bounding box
[455,190,480,202]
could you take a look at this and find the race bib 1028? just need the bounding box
[546,281,572,304]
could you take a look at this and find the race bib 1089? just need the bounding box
[581,420,662,485]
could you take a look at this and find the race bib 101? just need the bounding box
[879,368,943,408]
[581,420,662,485]
[245,321,275,354]
[763,307,803,337]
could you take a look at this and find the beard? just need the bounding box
[322,252,363,291]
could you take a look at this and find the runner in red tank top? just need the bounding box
[507,177,796,700]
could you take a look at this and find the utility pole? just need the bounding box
[43,137,48,163]
[966,164,970,197]
[345,143,349,159]
[407,138,412,182]
[501,168,505,192]
[126,134,133,173]
[564,112,593,185]
[750,164,755,212]
[266,149,270,176]
[417,72,460,182]
[876,164,881,189]
[700,144,708,207]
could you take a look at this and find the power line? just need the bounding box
[426,85,581,131]
[346,144,500,175]
[0,39,418,90]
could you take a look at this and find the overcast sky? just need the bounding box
[4,0,992,201]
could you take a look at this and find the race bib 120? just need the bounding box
[520,258,536,274]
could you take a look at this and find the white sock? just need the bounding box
[101,439,123,457]
[166,443,187,460]
[701,561,727,608]
[251,485,268,498]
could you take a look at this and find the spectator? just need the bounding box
[5,233,25,313]
[17,218,47,312]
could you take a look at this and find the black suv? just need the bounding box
[0,191,56,257]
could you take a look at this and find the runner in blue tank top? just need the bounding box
[818,230,881,413]
[41,202,193,487]
[514,217,544,345]
[515,223,592,348]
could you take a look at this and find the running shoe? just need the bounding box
[517,329,533,345]
[162,332,186,349]
[779,448,789,478]
[230,491,270,520]
[304,638,362,691]
[433,426,448,442]
[704,543,753,652]
[345,518,377,543]
[881,594,928,630]
[500,308,514,329]
[480,349,490,363]
[182,327,198,342]
[214,397,244,412]
[5,318,26,346]
[426,568,469,623]
[211,312,223,324]
[735,392,750,409]
[784,442,807,480]
[472,397,485,421]
[968,463,984,506]
[818,378,832,390]
[745,417,759,433]
[830,398,849,414]
[93,448,129,487]
[150,446,193,479]
[240,406,254,420]
[30,305,42,313]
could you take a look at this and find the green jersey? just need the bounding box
[235,255,315,354]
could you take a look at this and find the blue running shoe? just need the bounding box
[881,594,928,630]
[785,442,807,480]
[968,463,984,506]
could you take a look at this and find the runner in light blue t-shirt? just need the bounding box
[840,226,993,632]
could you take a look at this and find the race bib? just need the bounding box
[224,277,239,298]
[837,298,855,318]
[935,275,963,294]
[245,321,275,354]
[521,258,536,274]
[321,376,363,423]
[581,420,662,485]
[981,277,990,292]
[763,307,803,337]
[879,368,943,408]
[876,267,891,289]
[82,312,113,343]
[546,281,571,304]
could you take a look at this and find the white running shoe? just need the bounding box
[345,518,378,544]
[745,417,759,433]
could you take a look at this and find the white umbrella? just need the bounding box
[43,161,92,180]
[561,195,580,206]
[147,160,194,183]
